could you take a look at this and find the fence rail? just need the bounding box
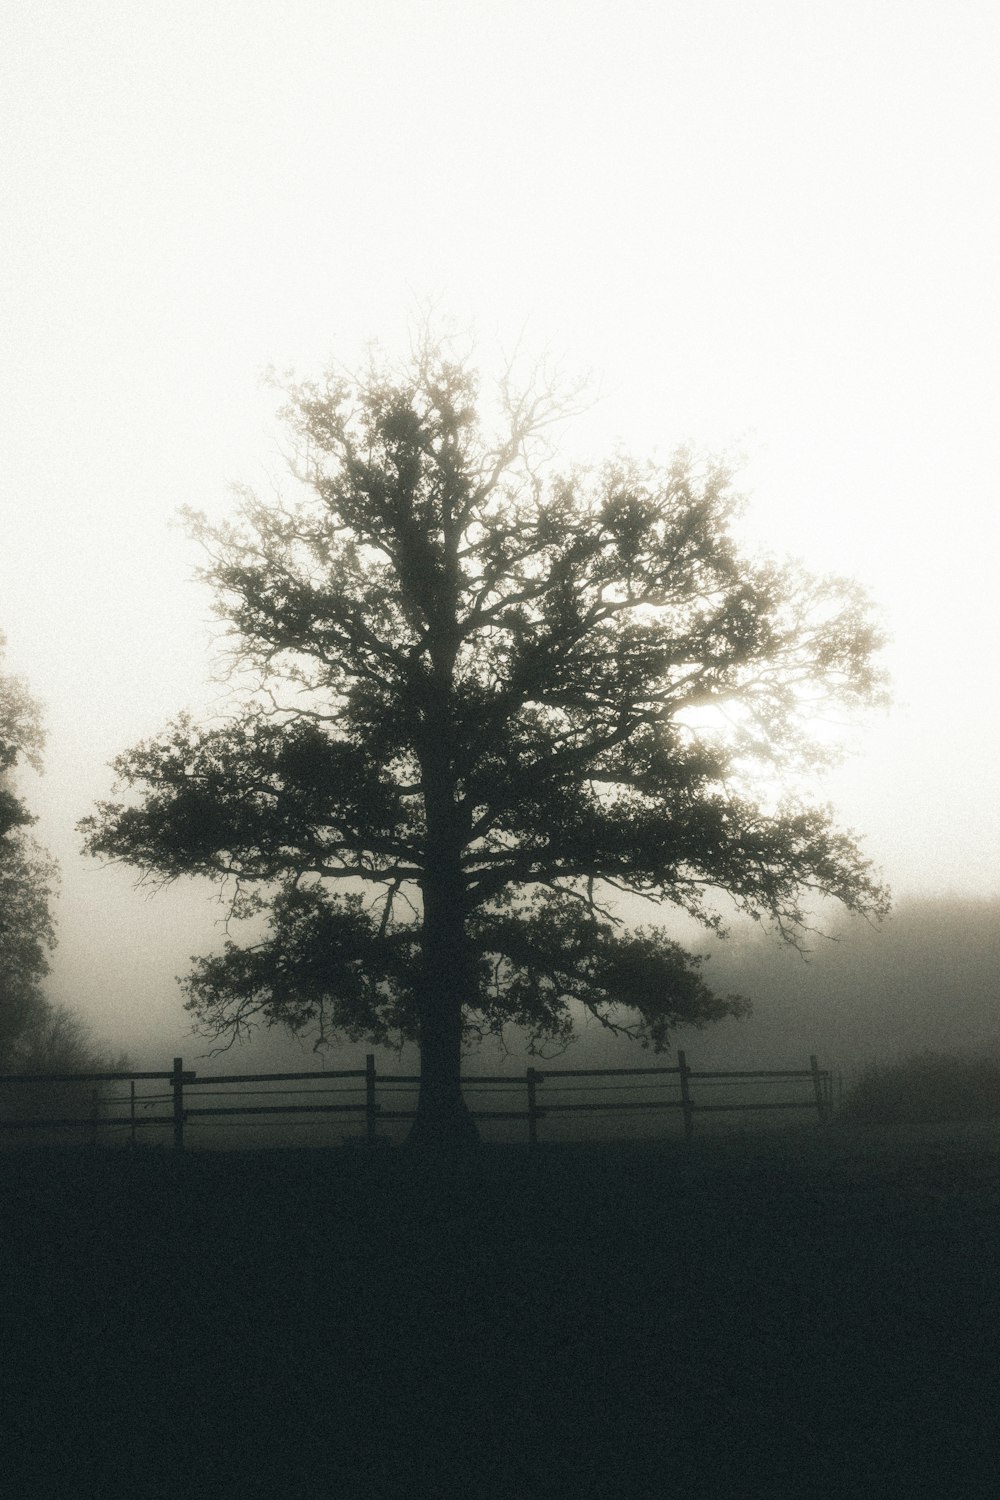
[0,1049,834,1149]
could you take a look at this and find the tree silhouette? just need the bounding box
[1,633,58,1052]
[81,342,889,1147]
[0,637,128,1102]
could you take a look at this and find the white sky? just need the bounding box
[1,0,998,1058]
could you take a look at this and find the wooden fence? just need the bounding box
[0,1051,833,1149]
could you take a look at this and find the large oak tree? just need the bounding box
[81,346,889,1147]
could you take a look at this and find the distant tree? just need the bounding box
[1,990,122,1075]
[0,986,132,1135]
[0,634,58,1055]
[1,638,127,1137]
[1,630,46,844]
[1,989,126,1078]
[81,340,890,1148]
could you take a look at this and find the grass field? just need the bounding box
[2,1124,999,1498]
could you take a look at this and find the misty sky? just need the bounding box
[1,0,998,1059]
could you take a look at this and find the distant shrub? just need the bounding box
[841,1050,1000,1126]
[0,997,130,1141]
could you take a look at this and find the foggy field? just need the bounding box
[3,1129,1000,1499]
[5,7,1000,1495]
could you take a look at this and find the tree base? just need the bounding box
[404,1098,481,1154]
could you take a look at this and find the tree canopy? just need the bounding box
[80,343,889,1145]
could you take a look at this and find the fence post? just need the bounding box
[171,1057,185,1153]
[130,1079,136,1150]
[677,1050,694,1141]
[810,1055,828,1124]
[90,1086,100,1147]
[526,1067,540,1147]
[365,1054,377,1145]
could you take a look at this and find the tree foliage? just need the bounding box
[1,633,45,844]
[80,342,889,1140]
[1,635,57,1018]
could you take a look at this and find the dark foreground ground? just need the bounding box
[2,1125,1000,1499]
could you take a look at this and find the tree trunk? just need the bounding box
[408,811,479,1152]
[408,980,479,1152]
